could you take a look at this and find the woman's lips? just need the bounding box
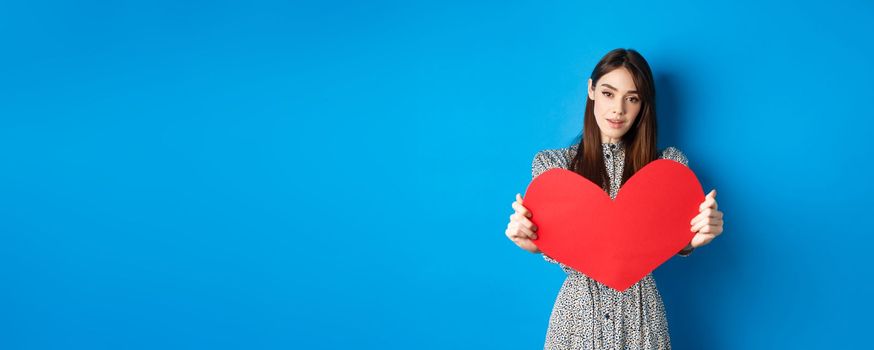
[607,119,625,129]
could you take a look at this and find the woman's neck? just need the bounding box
[600,135,623,144]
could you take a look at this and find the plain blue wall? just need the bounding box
[2,0,873,348]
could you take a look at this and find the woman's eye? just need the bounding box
[628,97,640,103]
[602,91,612,97]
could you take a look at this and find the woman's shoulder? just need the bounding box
[535,144,577,165]
[531,145,576,178]
[658,146,689,166]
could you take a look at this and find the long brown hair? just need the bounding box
[569,48,658,191]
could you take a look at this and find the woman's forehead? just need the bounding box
[598,68,637,93]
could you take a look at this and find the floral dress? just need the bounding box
[532,140,693,350]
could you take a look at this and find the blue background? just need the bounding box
[2,0,873,348]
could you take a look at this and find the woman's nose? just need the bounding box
[613,103,625,116]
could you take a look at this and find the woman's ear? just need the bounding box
[587,78,594,100]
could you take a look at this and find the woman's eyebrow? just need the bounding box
[600,83,638,94]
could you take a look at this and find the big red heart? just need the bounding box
[523,159,703,291]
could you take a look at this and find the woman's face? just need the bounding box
[587,67,642,143]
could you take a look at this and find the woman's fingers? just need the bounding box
[514,236,539,253]
[699,223,723,235]
[516,193,527,212]
[512,221,537,240]
[693,189,719,226]
[511,200,532,218]
[519,216,537,231]
[511,212,538,233]
[691,206,724,228]
[691,213,723,233]
[507,211,537,236]
[511,212,536,228]
[690,208,712,227]
[506,192,539,244]
[692,217,723,233]
[506,193,541,252]
[691,218,705,233]
[699,189,718,211]
[506,223,526,240]
[691,232,715,248]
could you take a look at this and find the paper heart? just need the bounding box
[523,159,703,291]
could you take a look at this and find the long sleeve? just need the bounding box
[659,146,695,257]
[531,150,550,178]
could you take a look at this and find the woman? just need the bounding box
[504,48,725,349]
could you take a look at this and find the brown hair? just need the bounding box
[569,48,658,191]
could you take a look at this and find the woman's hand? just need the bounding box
[688,189,724,249]
[506,193,541,253]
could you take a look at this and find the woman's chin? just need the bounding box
[600,131,627,140]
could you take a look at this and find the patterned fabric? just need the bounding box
[532,141,691,350]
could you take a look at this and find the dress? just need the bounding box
[532,140,693,350]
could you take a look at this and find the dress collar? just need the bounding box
[568,140,626,152]
[601,139,625,151]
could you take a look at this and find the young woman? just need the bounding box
[504,48,725,349]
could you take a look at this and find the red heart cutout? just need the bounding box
[523,159,704,291]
